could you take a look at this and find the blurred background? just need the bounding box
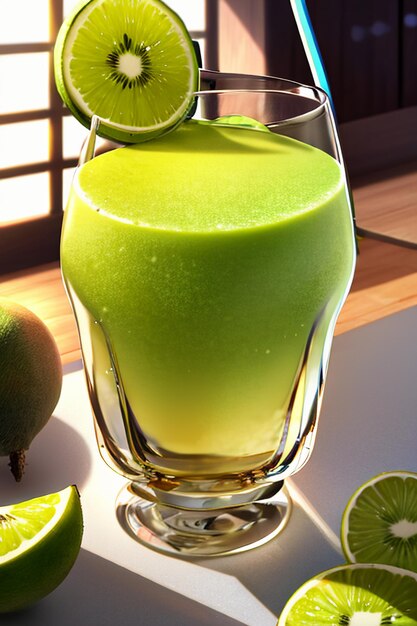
[1,0,416,273]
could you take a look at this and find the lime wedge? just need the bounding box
[341,471,417,572]
[54,0,199,143]
[278,563,417,625]
[0,485,83,613]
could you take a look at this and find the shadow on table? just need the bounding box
[198,501,343,619]
[0,416,92,503]
[3,549,243,626]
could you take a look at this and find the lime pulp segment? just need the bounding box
[341,471,417,572]
[0,488,71,562]
[278,563,417,625]
[55,0,198,141]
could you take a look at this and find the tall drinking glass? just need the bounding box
[61,72,356,557]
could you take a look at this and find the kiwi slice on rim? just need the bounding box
[278,563,417,625]
[341,471,417,572]
[54,0,199,143]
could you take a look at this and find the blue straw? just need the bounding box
[290,0,358,240]
[289,0,334,111]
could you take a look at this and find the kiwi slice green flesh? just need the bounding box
[341,471,417,572]
[54,0,199,143]
[278,564,417,625]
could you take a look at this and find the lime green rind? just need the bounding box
[54,0,199,144]
[277,563,417,626]
[0,486,83,613]
[341,471,417,572]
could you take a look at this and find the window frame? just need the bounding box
[0,0,212,275]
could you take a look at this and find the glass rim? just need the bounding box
[192,87,328,128]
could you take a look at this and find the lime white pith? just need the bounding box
[341,471,417,572]
[278,563,417,625]
[0,487,75,563]
[56,0,198,140]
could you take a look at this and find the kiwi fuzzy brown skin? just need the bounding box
[0,300,63,481]
[53,0,199,143]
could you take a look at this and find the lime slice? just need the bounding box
[341,471,417,572]
[0,485,83,613]
[278,563,417,625]
[54,0,199,143]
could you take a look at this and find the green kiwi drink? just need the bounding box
[61,120,355,477]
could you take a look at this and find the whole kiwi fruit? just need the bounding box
[0,299,62,481]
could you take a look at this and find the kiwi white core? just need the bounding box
[118,52,143,78]
[350,613,381,626]
[390,519,417,539]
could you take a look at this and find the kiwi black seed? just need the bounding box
[106,33,153,90]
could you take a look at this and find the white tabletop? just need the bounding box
[1,306,416,625]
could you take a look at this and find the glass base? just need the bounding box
[116,481,292,557]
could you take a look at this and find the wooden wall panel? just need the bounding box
[265,0,401,123]
[402,0,417,106]
[306,0,344,111]
[217,0,267,74]
[0,214,62,274]
[264,0,310,85]
[335,0,399,121]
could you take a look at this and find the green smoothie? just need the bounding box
[61,120,354,472]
